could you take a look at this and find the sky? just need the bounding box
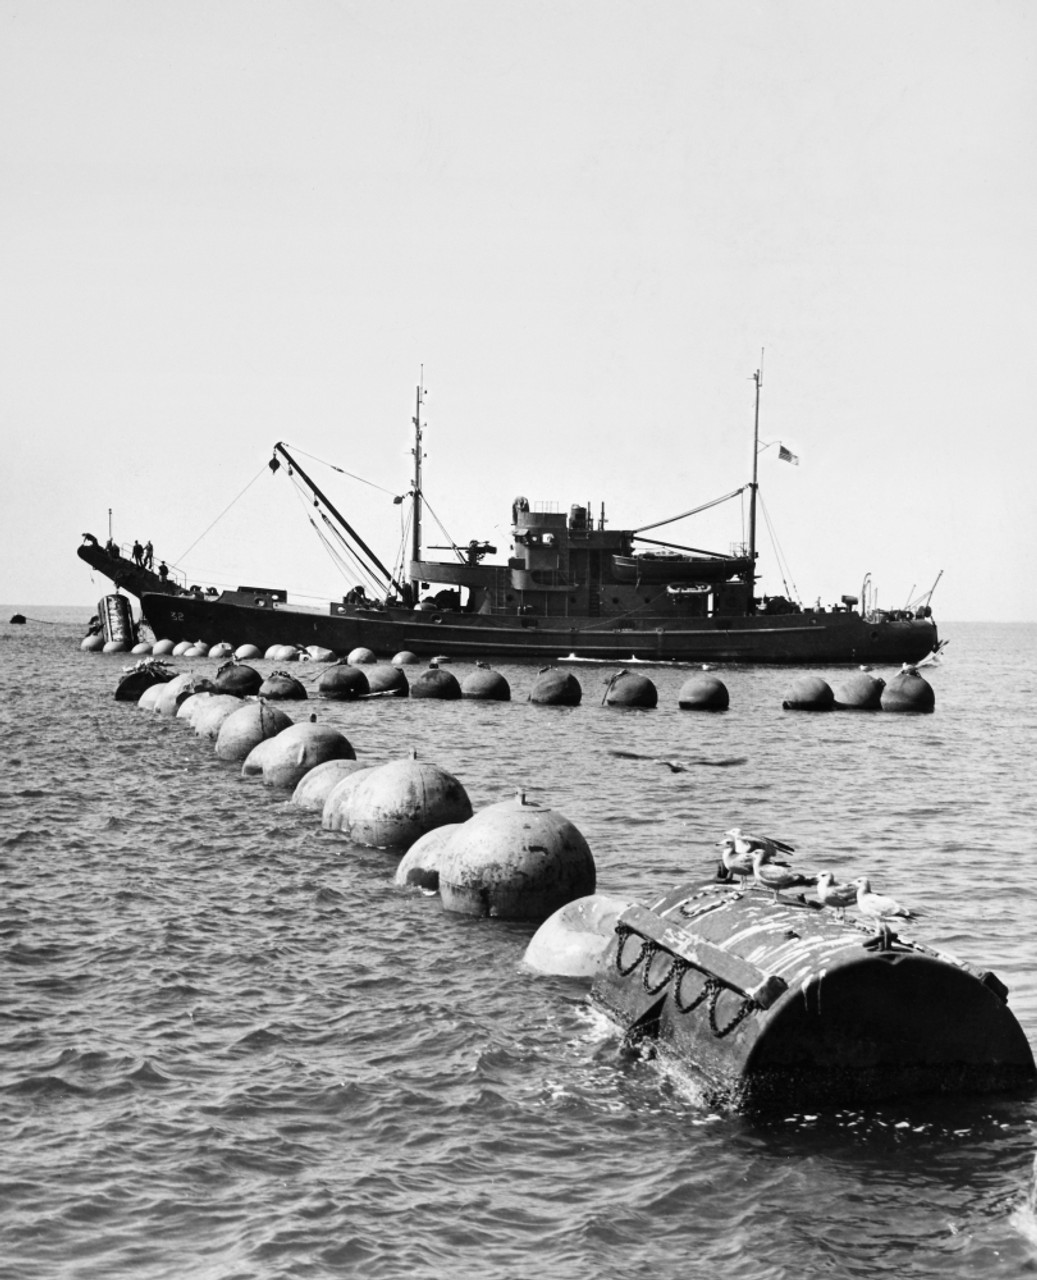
[2,0,1035,621]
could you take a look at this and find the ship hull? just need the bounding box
[140,591,939,665]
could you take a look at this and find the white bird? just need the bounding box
[752,850,816,902]
[715,834,789,881]
[726,827,796,861]
[852,876,920,939]
[815,871,858,918]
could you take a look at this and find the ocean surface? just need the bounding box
[2,609,1037,1280]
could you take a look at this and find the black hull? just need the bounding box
[140,592,939,665]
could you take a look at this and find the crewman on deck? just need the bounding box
[144,540,154,569]
[132,540,144,566]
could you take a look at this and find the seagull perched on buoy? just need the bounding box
[715,833,790,880]
[726,827,796,860]
[852,876,920,945]
[815,871,858,918]
[751,850,816,902]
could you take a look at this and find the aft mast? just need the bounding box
[746,365,763,614]
[409,375,425,606]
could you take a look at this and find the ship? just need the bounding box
[77,371,941,665]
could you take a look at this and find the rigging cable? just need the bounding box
[757,493,799,603]
[174,463,270,565]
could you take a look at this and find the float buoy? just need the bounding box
[782,675,834,711]
[80,634,105,652]
[215,702,294,762]
[291,759,369,810]
[259,722,355,789]
[603,671,657,709]
[189,694,246,740]
[348,646,376,665]
[340,756,473,849]
[305,645,338,663]
[172,641,192,657]
[833,671,886,710]
[523,893,632,977]
[392,651,419,667]
[393,823,463,892]
[152,674,201,716]
[234,644,262,660]
[130,641,153,655]
[208,642,234,659]
[439,792,596,922]
[321,767,377,831]
[317,664,370,700]
[409,667,462,700]
[151,639,175,656]
[214,663,263,696]
[364,664,409,696]
[881,669,935,713]
[678,675,730,710]
[529,668,582,706]
[258,670,307,700]
[461,667,511,701]
[114,659,174,702]
[102,640,129,654]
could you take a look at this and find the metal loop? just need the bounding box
[614,926,649,977]
[672,962,713,1014]
[708,984,757,1038]
[641,947,675,994]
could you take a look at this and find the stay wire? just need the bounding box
[175,464,270,565]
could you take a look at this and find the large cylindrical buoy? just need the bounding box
[529,668,582,706]
[409,668,462,700]
[603,671,657,709]
[880,669,935,713]
[782,675,834,711]
[439,792,596,922]
[590,877,1035,1113]
[215,702,294,762]
[833,671,885,710]
[340,757,473,849]
[98,593,136,649]
[678,674,730,711]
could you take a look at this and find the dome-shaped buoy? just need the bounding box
[461,666,511,701]
[348,646,376,665]
[409,667,462,700]
[216,702,294,762]
[439,791,596,922]
[392,651,419,667]
[305,645,338,663]
[184,641,210,657]
[318,663,370,700]
[172,641,192,657]
[274,644,301,662]
[291,758,370,810]
[234,643,262,660]
[80,634,105,652]
[263,645,281,660]
[189,694,246,740]
[321,767,377,830]
[365,663,409,696]
[114,659,174,702]
[208,641,234,659]
[258,670,307,700]
[677,674,730,710]
[782,675,834,711]
[881,668,935,713]
[130,641,153,655]
[137,681,169,711]
[175,691,215,726]
[153,673,200,716]
[102,639,128,654]
[152,638,175,656]
[523,893,631,977]
[393,823,464,892]
[603,670,657,709]
[214,662,263,696]
[260,722,355,789]
[833,671,886,710]
[529,668,582,706]
[341,755,473,849]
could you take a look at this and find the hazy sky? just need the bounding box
[2,0,1035,621]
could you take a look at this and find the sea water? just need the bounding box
[2,611,1036,1280]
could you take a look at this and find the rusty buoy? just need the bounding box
[258,670,307,700]
[393,823,465,892]
[880,669,935,713]
[528,668,582,706]
[365,664,409,696]
[677,675,729,711]
[461,667,511,701]
[409,668,462,700]
[782,675,834,711]
[215,702,294,762]
[339,756,472,849]
[292,759,370,810]
[318,664,370,700]
[214,663,263,697]
[260,722,355,789]
[603,671,657,709]
[833,671,885,710]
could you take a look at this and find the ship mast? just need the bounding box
[746,366,762,612]
[409,376,425,605]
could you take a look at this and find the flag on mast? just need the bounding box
[778,445,799,465]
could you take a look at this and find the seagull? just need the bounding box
[815,871,858,918]
[726,827,796,860]
[853,876,920,943]
[752,850,817,902]
[715,834,790,880]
